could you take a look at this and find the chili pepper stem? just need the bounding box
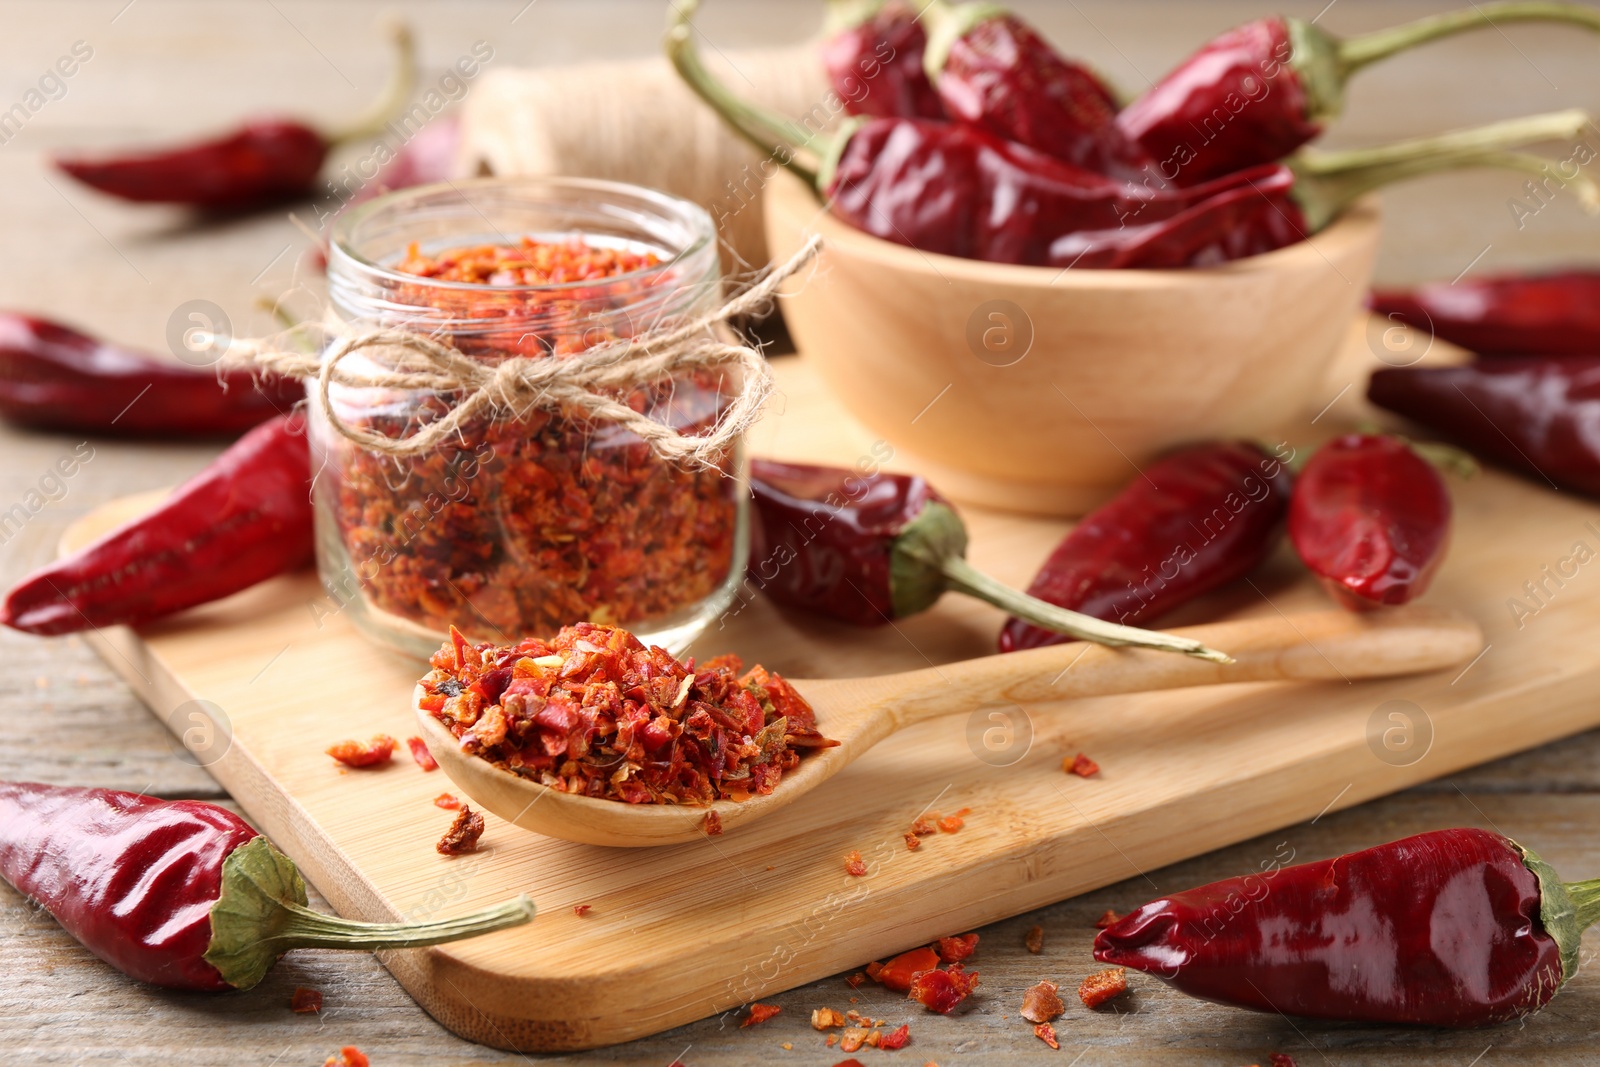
[1289,109,1598,231]
[1337,1,1600,74]
[823,0,889,35]
[939,555,1234,662]
[320,21,419,145]
[203,836,534,990]
[666,0,828,187]
[919,0,1008,79]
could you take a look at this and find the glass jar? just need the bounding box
[314,177,746,659]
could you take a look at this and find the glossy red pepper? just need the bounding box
[1369,357,1600,497]
[1119,2,1600,186]
[0,313,300,437]
[672,11,1591,270]
[1289,434,1452,608]
[1094,828,1600,1026]
[999,442,1294,654]
[919,0,1144,178]
[749,458,1230,661]
[821,0,946,120]
[54,25,414,211]
[1369,270,1600,357]
[0,781,533,991]
[1,414,314,635]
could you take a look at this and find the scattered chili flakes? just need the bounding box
[934,933,978,963]
[878,1024,911,1050]
[406,735,438,771]
[844,850,868,877]
[1034,1022,1060,1050]
[904,832,921,851]
[812,1007,847,1030]
[1024,925,1044,954]
[1066,752,1100,778]
[868,947,941,993]
[1269,1056,1299,1067]
[1078,967,1128,1009]
[741,1003,782,1027]
[826,1034,838,1047]
[327,734,396,768]
[1020,980,1065,1023]
[436,805,485,855]
[433,792,462,809]
[421,624,836,805]
[573,904,592,917]
[845,973,866,989]
[938,807,971,833]
[831,1060,864,1067]
[907,963,979,1014]
[702,810,723,836]
[909,814,938,837]
[839,1027,869,1053]
[1094,909,1122,929]
[290,986,323,1014]
[322,1048,368,1067]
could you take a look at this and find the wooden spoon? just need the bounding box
[416,606,1482,848]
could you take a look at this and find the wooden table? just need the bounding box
[4,2,1600,1063]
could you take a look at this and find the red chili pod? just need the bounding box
[999,442,1294,654]
[1094,828,1599,1027]
[1289,434,1451,608]
[0,313,301,437]
[821,0,946,121]
[1,413,314,636]
[1118,2,1600,186]
[0,782,533,991]
[1369,270,1600,358]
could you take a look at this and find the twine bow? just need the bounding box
[224,234,822,468]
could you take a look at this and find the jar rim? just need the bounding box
[328,175,718,297]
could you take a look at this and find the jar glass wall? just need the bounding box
[314,177,745,659]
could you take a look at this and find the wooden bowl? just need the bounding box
[763,170,1382,516]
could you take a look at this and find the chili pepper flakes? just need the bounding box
[904,832,921,851]
[436,806,485,856]
[910,814,938,837]
[433,793,461,809]
[327,735,396,768]
[844,850,868,877]
[1066,752,1100,778]
[1094,909,1122,929]
[839,1027,869,1052]
[813,1007,847,1030]
[573,904,592,917]
[1271,1056,1299,1067]
[908,963,979,1014]
[406,736,438,771]
[1025,925,1044,954]
[937,813,965,833]
[327,237,738,647]
[845,972,866,989]
[878,1024,911,1050]
[935,933,979,963]
[420,623,835,804]
[1034,1022,1060,1050]
[1078,967,1128,1009]
[741,1002,782,1027]
[1020,980,1065,1023]
[323,1048,368,1067]
[702,810,723,836]
[290,986,323,1014]
[831,1060,864,1067]
[868,947,942,993]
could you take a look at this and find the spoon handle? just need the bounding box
[866,606,1483,733]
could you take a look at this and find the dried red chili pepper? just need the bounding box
[0,781,533,991]
[878,1023,910,1050]
[1118,2,1600,186]
[748,459,1230,662]
[1289,434,1452,608]
[406,736,438,771]
[908,962,979,1014]
[868,946,942,993]
[1077,967,1127,1008]
[741,1003,782,1027]
[673,13,1590,269]
[327,735,397,769]
[999,442,1294,654]
[1369,358,1600,497]
[421,623,835,805]
[1370,269,1600,357]
[1,413,313,636]
[920,0,1142,177]
[822,0,945,120]
[0,313,300,437]
[54,25,416,210]
[1096,827,1600,1026]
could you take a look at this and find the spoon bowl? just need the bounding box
[417,606,1483,847]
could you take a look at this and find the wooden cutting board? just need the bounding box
[66,322,1600,1052]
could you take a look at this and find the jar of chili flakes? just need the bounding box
[315,177,746,658]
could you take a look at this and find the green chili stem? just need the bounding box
[263,896,536,952]
[665,0,827,188]
[1338,1,1600,74]
[323,22,419,145]
[938,555,1234,664]
[1290,109,1598,230]
[1563,877,1600,934]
